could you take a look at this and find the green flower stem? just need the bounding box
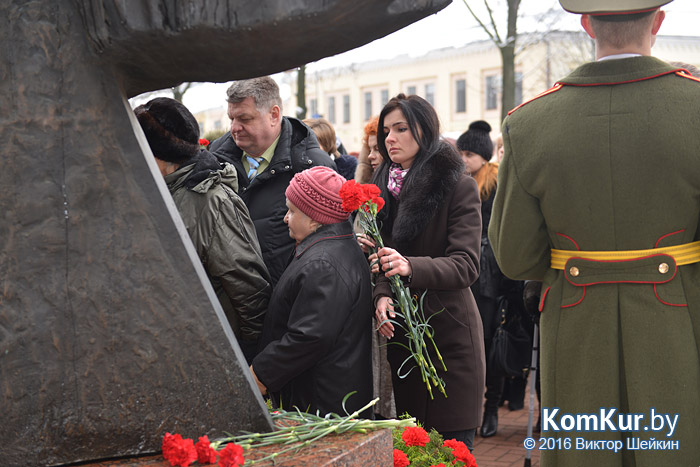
[210,398,416,465]
[358,201,447,399]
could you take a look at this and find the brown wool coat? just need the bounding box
[373,143,485,432]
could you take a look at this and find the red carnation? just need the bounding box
[443,439,477,467]
[218,443,245,467]
[393,448,410,467]
[401,426,430,447]
[452,445,477,467]
[431,464,447,467]
[199,138,210,147]
[195,435,218,464]
[162,432,198,467]
[339,180,366,212]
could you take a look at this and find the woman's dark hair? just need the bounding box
[371,93,443,232]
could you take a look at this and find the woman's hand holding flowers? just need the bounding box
[375,296,396,338]
[378,247,412,278]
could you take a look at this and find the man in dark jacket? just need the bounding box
[135,97,271,363]
[210,77,336,286]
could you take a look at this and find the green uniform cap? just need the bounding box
[559,0,672,15]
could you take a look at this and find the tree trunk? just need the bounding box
[500,0,520,123]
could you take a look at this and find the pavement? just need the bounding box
[472,384,541,467]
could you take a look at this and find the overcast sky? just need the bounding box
[160,0,700,113]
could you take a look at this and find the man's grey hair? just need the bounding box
[226,76,283,113]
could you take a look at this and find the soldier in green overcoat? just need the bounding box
[489,1,700,465]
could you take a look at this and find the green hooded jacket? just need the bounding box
[165,160,271,345]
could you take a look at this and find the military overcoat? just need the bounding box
[489,57,700,466]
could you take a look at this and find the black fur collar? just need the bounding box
[392,142,465,245]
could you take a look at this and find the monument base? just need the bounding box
[71,428,392,467]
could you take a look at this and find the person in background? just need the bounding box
[210,77,335,287]
[251,167,373,418]
[457,120,528,438]
[135,97,271,363]
[491,133,504,163]
[373,94,484,450]
[354,116,382,186]
[304,117,358,181]
[489,1,700,465]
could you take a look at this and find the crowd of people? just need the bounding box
[133,1,700,464]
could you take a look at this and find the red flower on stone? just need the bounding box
[401,426,430,447]
[199,138,210,147]
[393,448,410,467]
[162,432,198,467]
[218,443,245,467]
[195,435,218,464]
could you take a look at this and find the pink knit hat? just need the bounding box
[285,166,349,224]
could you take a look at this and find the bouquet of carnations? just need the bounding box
[339,180,447,399]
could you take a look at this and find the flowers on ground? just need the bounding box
[394,448,411,467]
[401,426,431,447]
[218,443,245,467]
[392,420,478,467]
[340,180,447,399]
[162,432,198,467]
[194,436,218,464]
[161,398,415,466]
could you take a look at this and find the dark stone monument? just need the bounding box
[0,1,449,466]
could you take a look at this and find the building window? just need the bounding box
[455,79,466,113]
[214,120,222,130]
[424,83,435,106]
[328,96,336,124]
[407,85,417,96]
[364,91,372,121]
[380,89,389,107]
[486,75,499,110]
[310,98,318,117]
[343,94,350,123]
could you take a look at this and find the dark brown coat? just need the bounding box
[373,143,485,432]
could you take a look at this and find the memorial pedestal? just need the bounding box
[75,429,392,467]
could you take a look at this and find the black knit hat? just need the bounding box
[134,97,200,164]
[457,120,493,162]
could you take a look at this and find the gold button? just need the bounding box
[569,266,580,277]
[659,263,669,274]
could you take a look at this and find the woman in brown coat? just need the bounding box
[372,94,485,449]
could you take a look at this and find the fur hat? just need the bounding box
[456,120,493,162]
[559,0,672,15]
[134,97,200,164]
[285,167,349,225]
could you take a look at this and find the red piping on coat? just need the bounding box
[508,84,563,115]
[676,71,700,83]
[654,284,688,307]
[538,286,551,312]
[561,286,586,308]
[655,229,685,248]
[556,70,682,88]
[556,232,581,250]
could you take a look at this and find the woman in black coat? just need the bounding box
[251,166,373,417]
[372,94,485,450]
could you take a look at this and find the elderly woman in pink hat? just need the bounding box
[250,166,373,417]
